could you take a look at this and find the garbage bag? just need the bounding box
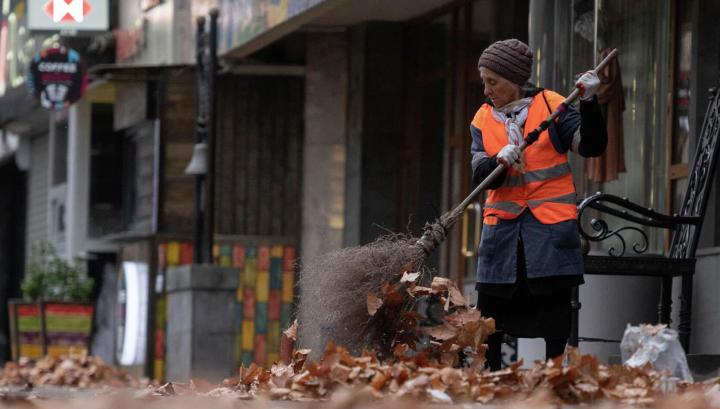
[620,324,693,382]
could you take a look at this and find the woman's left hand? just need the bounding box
[576,71,600,101]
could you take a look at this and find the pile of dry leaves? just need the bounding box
[0,352,143,388]
[363,270,495,365]
[143,271,714,406]
[161,340,706,406]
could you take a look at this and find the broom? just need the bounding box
[297,49,620,357]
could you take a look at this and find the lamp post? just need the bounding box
[185,9,218,264]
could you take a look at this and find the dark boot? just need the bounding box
[486,331,504,371]
[545,337,567,360]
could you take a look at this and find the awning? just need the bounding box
[88,63,191,81]
[219,0,348,59]
[219,0,458,59]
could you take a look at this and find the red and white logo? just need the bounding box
[43,0,92,23]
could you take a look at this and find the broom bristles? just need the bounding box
[296,205,468,358]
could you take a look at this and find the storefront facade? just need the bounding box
[9,0,719,374]
[236,0,720,364]
[526,0,720,361]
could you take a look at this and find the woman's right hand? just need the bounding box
[497,144,524,172]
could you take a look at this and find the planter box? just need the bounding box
[8,300,95,361]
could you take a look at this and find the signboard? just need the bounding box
[27,47,88,111]
[217,0,327,55]
[27,0,109,31]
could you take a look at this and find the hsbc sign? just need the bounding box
[46,0,91,23]
[28,0,108,31]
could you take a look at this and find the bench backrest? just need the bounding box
[669,87,720,259]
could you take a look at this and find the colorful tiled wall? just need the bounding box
[155,241,296,380]
[43,303,94,357]
[12,304,43,359]
[10,302,94,361]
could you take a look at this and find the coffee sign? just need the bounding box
[27,47,88,111]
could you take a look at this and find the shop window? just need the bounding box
[533,0,671,253]
[121,135,137,229]
[52,120,68,186]
[668,0,694,215]
[89,103,124,238]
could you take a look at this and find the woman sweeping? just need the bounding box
[470,39,608,370]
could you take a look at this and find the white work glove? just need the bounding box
[497,144,525,173]
[576,71,600,101]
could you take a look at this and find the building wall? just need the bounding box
[690,250,720,354]
[301,31,348,261]
[159,69,197,233]
[116,0,201,66]
[345,23,405,246]
[215,74,304,238]
[129,121,157,233]
[25,133,49,264]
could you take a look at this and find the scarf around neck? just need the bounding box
[491,97,533,146]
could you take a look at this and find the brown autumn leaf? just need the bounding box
[400,271,421,283]
[431,277,469,308]
[240,363,263,386]
[425,322,458,341]
[366,292,383,316]
[393,343,410,357]
[283,319,298,340]
[371,371,389,390]
[407,285,435,297]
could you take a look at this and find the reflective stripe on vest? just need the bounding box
[484,201,525,215]
[472,90,578,224]
[501,162,572,188]
[528,192,577,208]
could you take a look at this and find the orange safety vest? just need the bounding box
[471,90,577,224]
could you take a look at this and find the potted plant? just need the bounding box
[9,242,95,360]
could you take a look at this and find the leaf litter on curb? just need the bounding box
[0,351,145,389]
[2,272,720,408]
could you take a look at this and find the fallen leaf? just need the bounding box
[408,285,435,297]
[428,388,453,403]
[431,277,468,308]
[367,292,383,316]
[400,272,421,283]
[426,323,457,341]
[283,319,299,340]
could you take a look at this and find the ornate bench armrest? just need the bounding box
[577,192,703,256]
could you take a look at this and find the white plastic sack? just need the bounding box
[620,324,693,382]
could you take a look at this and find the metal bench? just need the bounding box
[570,85,720,351]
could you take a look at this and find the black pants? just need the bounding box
[477,237,570,370]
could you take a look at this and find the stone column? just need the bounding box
[165,265,238,382]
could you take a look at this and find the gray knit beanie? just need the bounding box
[477,39,533,86]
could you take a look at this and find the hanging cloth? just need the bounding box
[586,48,626,182]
